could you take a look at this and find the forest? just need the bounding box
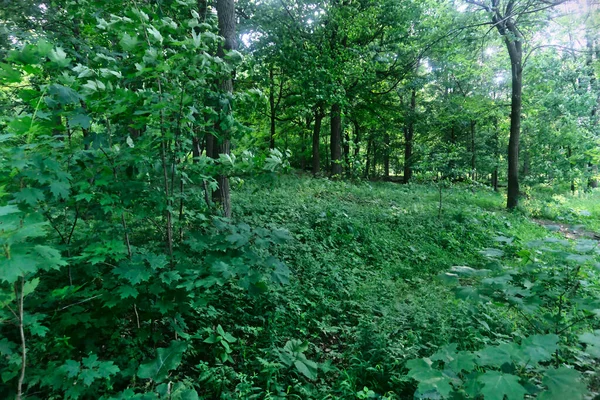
[1,0,600,398]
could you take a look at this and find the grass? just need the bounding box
[226,175,588,397]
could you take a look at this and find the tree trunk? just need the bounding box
[383,132,390,180]
[404,88,416,183]
[365,137,372,179]
[197,0,208,21]
[312,105,323,175]
[504,33,523,209]
[493,117,499,191]
[269,68,276,149]
[353,120,360,157]
[213,0,236,218]
[587,21,598,188]
[448,124,456,171]
[568,146,575,194]
[343,130,350,172]
[470,120,476,180]
[301,115,311,171]
[372,139,377,178]
[330,103,342,176]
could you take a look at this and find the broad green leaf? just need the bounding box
[270,259,291,285]
[0,253,40,283]
[117,285,139,299]
[479,248,504,258]
[477,343,520,368]
[0,338,16,356]
[145,253,168,270]
[478,371,526,400]
[34,245,67,270]
[22,277,40,297]
[0,63,21,83]
[521,334,558,364]
[120,33,139,51]
[49,181,70,200]
[0,205,20,217]
[407,360,453,398]
[113,262,152,285]
[80,368,101,386]
[48,84,80,105]
[454,286,482,301]
[431,343,458,363]
[49,47,71,67]
[147,25,163,43]
[137,340,187,382]
[294,358,318,380]
[447,351,477,374]
[69,113,91,129]
[538,367,586,400]
[60,360,81,378]
[14,187,45,206]
[579,331,600,357]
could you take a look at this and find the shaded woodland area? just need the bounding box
[1,0,600,399]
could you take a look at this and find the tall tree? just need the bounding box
[214,0,237,217]
[466,0,567,208]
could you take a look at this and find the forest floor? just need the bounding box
[226,176,600,397]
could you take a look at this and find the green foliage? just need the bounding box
[1,0,599,398]
[138,341,188,383]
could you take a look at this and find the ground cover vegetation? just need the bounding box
[1,0,600,399]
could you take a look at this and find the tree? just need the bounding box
[465,0,567,208]
[213,0,237,217]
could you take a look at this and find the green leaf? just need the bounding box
[0,205,20,217]
[294,358,318,380]
[454,286,482,301]
[22,277,40,297]
[48,84,80,105]
[60,360,81,379]
[521,334,558,364]
[0,253,40,283]
[477,343,519,368]
[270,258,290,285]
[96,360,120,378]
[0,338,17,356]
[579,331,600,357]
[478,371,526,400]
[538,367,587,400]
[14,187,45,206]
[69,113,91,129]
[174,389,199,400]
[80,368,101,386]
[447,351,477,374]
[49,47,71,67]
[0,63,21,83]
[431,343,458,363]
[145,253,168,270]
[49,181,70,200]
[117,285,139,299]
[203,334,220,344]
[226,232,249,247]
[137,340,187,383]
[479,248,504,258]
[146,25,163,43]
[120,33,139,51]
[34,245,67,270]
[113,261,152,285]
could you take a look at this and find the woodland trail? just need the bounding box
[534,218,600,241]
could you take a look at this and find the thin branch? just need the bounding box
[16,278,26,400]
[58,294,102,311]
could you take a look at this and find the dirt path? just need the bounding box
[533,219,600,241]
